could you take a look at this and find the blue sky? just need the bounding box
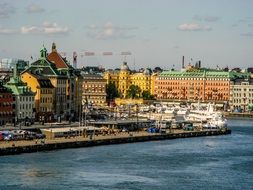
[0,0,253,70]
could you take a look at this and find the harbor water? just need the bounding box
[0,119,253,190]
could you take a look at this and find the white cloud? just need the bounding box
[86,22,137,40]
[26,4,45,13]
[0,3,15,18]
[178,23,212,31]
[21,22,69,35]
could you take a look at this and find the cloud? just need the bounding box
[240,32,253,37]
[178,23,212,31]
[0,3,15,18]
[21,22,69,35]
[86,22,137,40]
[26,4,45,13]
[0,26,16,34]
[193,15,220,22]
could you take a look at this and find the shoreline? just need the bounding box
[224,112,253,119]
[0,129,231,156]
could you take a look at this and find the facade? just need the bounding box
[23,46,68,120]
[230,77,253,112]
[0,82,14,126]
[82,73,107,106]
[47,43,83,121]
[155,66,252,111]
[21,71,55,122]
[104,62,152,98]
[155,68,234,103]
[4,65,35,123]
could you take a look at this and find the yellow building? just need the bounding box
[104,62,152,98]
[22,46,68,120]
[21,71,55,122]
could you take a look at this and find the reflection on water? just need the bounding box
[0,119,253,190]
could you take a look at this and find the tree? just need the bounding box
[106,82,119,102]
[127,85,141,99]
[153,67,163,73]
[142,90,154,100]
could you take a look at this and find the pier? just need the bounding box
[0,129,231,156]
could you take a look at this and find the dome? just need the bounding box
[143,68,151,75]
[120,62,129,71]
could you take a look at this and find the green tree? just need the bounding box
[142,90,154,100]
[106,82,119,102]
[127,85,141,99]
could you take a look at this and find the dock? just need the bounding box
[0,129,231,156]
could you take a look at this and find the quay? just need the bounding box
[0,129,231,156]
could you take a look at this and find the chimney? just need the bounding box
[199,60,201,68]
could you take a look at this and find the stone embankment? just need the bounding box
[0,129,231,156]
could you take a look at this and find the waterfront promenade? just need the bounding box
[0,129,231,156]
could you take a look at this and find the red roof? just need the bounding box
[47,51,69,69]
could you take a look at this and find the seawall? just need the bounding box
[0,129,231,156]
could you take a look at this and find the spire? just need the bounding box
[40,45,48,59]
[52,42,57,52]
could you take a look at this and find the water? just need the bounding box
[0,119,253,190]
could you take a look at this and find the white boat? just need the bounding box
[176,107,189,115]
[184,103,227,128]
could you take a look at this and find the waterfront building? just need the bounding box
[4,65,35,123]
[21,71,55,122]
[47,43,83,121]
[81,73,107,106]
[23,46,68,120]
[230,76,253,112]
[104,62,152,98]
[0,82,14,126]
[155,66,241,104]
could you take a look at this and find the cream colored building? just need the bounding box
[82,73,107,106]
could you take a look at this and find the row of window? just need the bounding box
[41,89,53,94]
[19,96,34,102]
[233,88,253,91]
[39,107,52,112]
[233,99,253,104]
[159,77,229,81]
[233,93,253,97]
[0,94,12,99]
[19,103,34,110]
[40,97,53,103]
[83,84,105,88]
[19,112,33,118]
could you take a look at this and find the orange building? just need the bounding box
[155,68,240,103]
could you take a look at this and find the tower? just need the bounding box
[52,42,57,52]
[73,52,77,69]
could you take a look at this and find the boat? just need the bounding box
[184,103,227,128]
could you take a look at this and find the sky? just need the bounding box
[0,0,253,70]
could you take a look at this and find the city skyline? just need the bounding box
[0,0,253,70]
